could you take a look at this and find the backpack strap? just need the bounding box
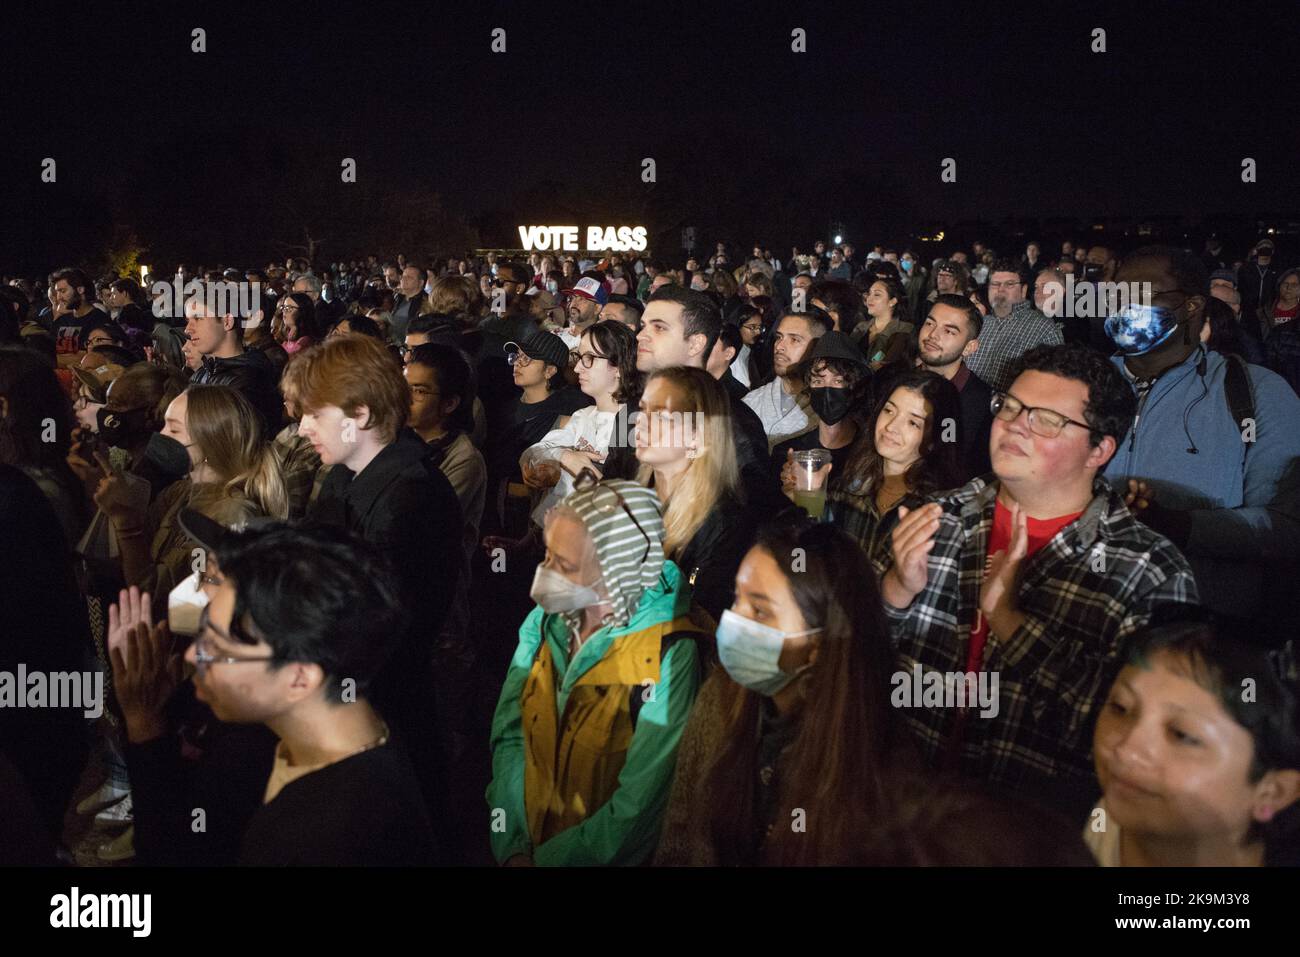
[1222,352,1256,441]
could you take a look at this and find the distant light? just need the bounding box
[833,234,842,244]
[1269,228,1277,235]
[140,265,150,281]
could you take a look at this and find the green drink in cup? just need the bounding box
[792,448,831,518]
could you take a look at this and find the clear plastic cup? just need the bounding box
[792,448,831,518]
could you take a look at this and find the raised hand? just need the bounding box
[887,502,942,601]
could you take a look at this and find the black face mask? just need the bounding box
[810,386,853,425]
[1083,263,1104,281]
[96,406,150,447]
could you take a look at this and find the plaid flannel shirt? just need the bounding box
[873,474,1198,812]
[962,300,1063,393]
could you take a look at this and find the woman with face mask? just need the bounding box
[487,478,709,867]
[94,384,289,608]
[1089,613,1300,866]
[823,370,961,565]
[774,332,872,494]
[656,517,909,865]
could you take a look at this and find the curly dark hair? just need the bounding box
[1007,343,1136,446]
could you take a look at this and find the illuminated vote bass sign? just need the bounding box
[517,225,648,253]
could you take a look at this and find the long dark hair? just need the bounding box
[836,369,961,499]
[582,319,641,403]
[282,292,322,342]
[0,345,74,467]
[704,518,903,865]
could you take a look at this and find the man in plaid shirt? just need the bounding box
[964,260,1063,392]
[876,344,1198,816]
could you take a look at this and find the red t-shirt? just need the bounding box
[965,499,1082,673]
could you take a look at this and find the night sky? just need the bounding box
[3,0,1297,272]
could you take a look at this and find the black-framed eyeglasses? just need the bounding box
[574,351,613,369]
[492,278,521,288]
[572,472,652,564]
[990,392,1091,439]
[193,605,276,677]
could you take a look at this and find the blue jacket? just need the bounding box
[1105,347,1300,617]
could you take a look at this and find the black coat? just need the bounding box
[954,367,994,482]
[308,429,462,827]
[190,348,285,435]
[676,494,757,623]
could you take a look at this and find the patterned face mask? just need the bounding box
[1104,303,1182,355]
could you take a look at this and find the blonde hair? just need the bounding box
[635,367,739,558]
[184,385,289,519]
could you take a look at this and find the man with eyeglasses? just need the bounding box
[878,343,1197,817]
[962,259,1061,393]
[1103,246,1300,641]
[114,516,439,864]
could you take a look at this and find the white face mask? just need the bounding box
[529,565,601,613]
[168,572,211,637]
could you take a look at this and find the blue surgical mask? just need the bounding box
[715,609,820,696]
[1104,302,1182,355]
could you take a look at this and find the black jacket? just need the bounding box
[728,390,786,513]
[310,429,462,694]
[1238,262,1278,315]
[954,366,994,482]
[191,348,284,435]
[676,494,757,623]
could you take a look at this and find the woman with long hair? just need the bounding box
[94,383,289,599]
[276,291,322,354]
[856,275,915,371]
[656,517,909,865]
[824,369,961,565]
[635,366,755,623]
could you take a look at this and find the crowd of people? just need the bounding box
[2,232,1299,867]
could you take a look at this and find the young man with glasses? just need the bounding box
[962,260,1062,392]
[173,519,439,864]
[1103,246,1300,641]
[878,343,1197,817]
